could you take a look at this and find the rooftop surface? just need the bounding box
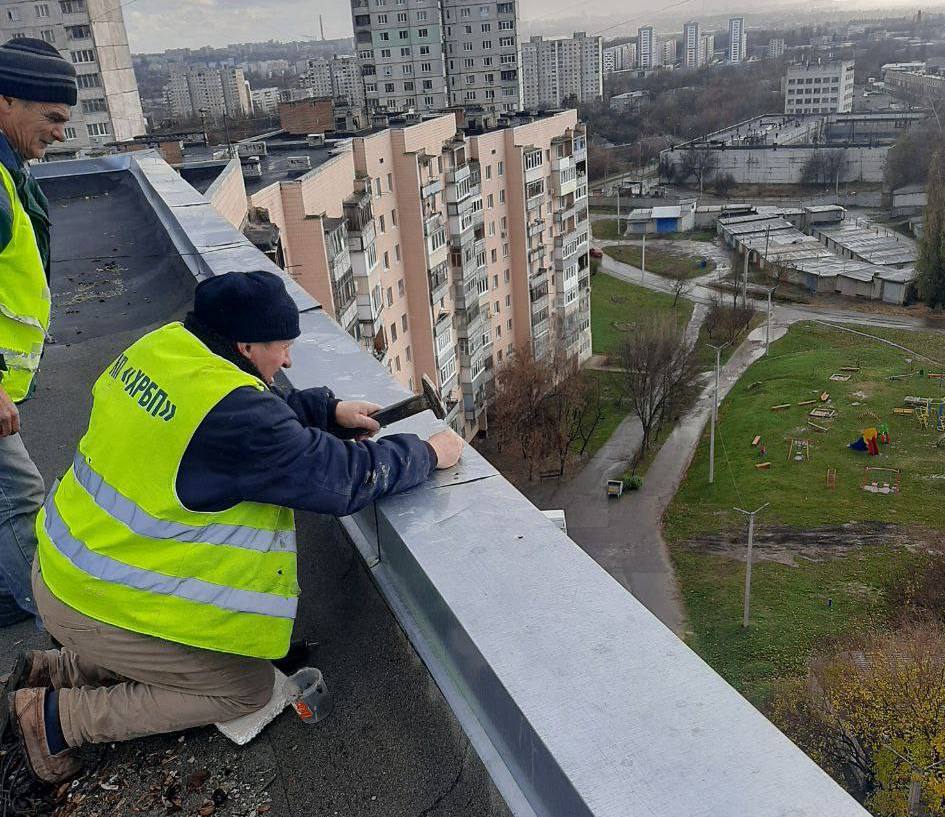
[12,152,873,817]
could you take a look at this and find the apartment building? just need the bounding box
[442,0,522,112]
[351,0,449,113]
[727,17,747,63]
[637,26,659,69]
[250,86,281,116]
[661,39,677,66]
[0,0,146,156]
[603,41,636,74]
[683,21,700,69]
[520,33,603,109]
[784,60,855,114]
[165,65,252,119]
[767,38,786,58]
[299,55,366,110]
[701,33,715,64]
[231,110,590,439]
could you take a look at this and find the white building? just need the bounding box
[683,21,700,69]
[520,32,602,109]
[0,0,147,157]
[784,60,855,114]
[300,55,366,110]
[250,86,281,116]
[661,39,677,65]
[351,0,449,113]
[767,38,786,59]
[638,26,658,69]
[728,17,747,64]
[443,0,522,112]
[165,65,252,120]
[700,33,715,65]
[603,41,636,74]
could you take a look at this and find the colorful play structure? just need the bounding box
[848,423,889,456]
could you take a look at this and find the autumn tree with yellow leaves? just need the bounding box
[771,621,945,816]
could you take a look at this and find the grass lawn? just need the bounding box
[665,321,945,702]
[605,244,714,280]
[576,371,626,459]
[673,544,921,704]
[590,271,693,356]
[695,312,767,370]
[592,219,622,240]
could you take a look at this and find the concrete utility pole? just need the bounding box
[733,502,769,627]
[707,342,728,484]
[881,744,945,817]
[641,231,646,280]
[616,186,621,236]
[764,286,776,357]
[742,249,749,308]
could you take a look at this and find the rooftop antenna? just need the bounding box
[320,14,326,40]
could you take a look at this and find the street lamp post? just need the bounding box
[707,341,728,484]
[734,503,769,627]
[641,231,646,280]
[764,285,777,357]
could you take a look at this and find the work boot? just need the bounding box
[2,652,51,695]
[7,689,82,784]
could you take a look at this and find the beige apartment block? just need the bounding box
[0,0,146,156]
[227,110,588,439]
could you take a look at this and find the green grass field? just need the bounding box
[604,244,714,280]
[577,371,625,459]
[591,219,623,240]
[665,322,945,703]
[590,271,693,356]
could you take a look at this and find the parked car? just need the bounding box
[590,247,603,259]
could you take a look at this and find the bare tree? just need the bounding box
[615,316,702,471]
[705,296,757,346]
[681,147,720,193]
[670,274,694,308]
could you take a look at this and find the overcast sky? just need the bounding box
[122,0,934,53]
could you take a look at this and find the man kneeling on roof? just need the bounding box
[0,270,464,784]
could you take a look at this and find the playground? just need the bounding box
[664,321,945,703]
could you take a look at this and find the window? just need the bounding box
[461,7,470,16]
[406,346,412,362]
[385,82,395,92]
[81,98,107,114]
[86,122,109,137]
[377,13,388,21]
[401,313,408,331]
[491,248,497,262]
[379,32,389,40]
[463,58,474,68]
[395,245,401,262]
[66,24,91,39]
[402,64,413,75]
[482,40,492,50]
[59,0,85,10]
[480,5,489,15]
[378,213,386,231]
[7,9,20,21]
[399,29,409,39]
[485,73,494,83]
[439,356,457,384]
[395,356,401,373]
[404,81,414,91]
[35,4,49,17]
[397,11,408,21]
[499,189,505,203]
[63,126,76,141]
[358,49,373,58]
[418,27,428,37]
[497,160,504,176]
[424,95,434,106]
[381,48,391,57]
[465,90,476,100]
[499,19,513,29]
[421,61,431,72]
[464,24,472,34]
[40,29,55,44]
[500,54,516,65]
[524,150,542,171]
[71,49,95,63]
[386,286,393,306]
[419,46,430,56]
[463,42,473,51]
[390,322,398,342]
[499,37,514,47]
[482,23,491,31]
[465,75,476,85]
[497,1,513,10]
[76,74,102,88]
[355,15,371,25]
[417,9,427,19]
[391,208,397,226]
[400,47,410,56]
[422,79,433,90]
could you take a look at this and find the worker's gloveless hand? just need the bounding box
[335,400,382,440]
[0,385,19,437]
[428,429,464,469]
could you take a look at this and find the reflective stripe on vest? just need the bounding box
[0,162,49,403]
[36,323,299,659]
[71,453,297,553]
[42,493,297,620]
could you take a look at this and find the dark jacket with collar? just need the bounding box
[0,131,51,279]
[176,316,438,516]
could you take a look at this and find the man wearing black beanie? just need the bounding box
[0,38,76,632]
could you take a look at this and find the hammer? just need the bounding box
[370,374,447,428]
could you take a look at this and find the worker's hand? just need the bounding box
[428,429,464,469]
[335,400,382,439]
[0,386,19,438]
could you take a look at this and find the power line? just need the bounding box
[589,0,702,38]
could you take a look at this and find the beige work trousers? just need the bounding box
[32,559,274,747]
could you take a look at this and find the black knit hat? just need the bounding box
[0,39,77,106]
[193,271,301,343]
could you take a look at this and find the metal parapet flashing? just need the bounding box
[36,154,871,817]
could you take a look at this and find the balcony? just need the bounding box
[429,261,450,302]
[30,147,872,817]
[526,193,544,212]
[528,218,545,238]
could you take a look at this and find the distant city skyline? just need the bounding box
[124,0,941,53]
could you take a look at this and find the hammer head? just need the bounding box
[369,373,447,428]
[420,374,447,420]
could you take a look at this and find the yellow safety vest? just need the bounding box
[37,322,298,659]
[0,161,49,402]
